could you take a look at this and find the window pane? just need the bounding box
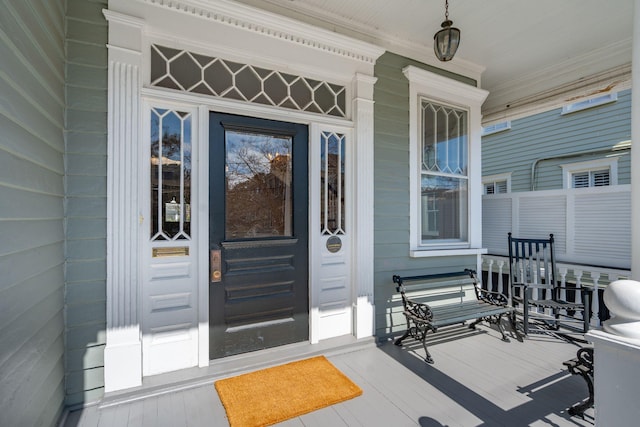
[573,172,589,188]
[496,180,508,193]
[421,101,467,176]
[421,175,468,242]
[593,170,610,187]
[320,131,346,235]
[150,108,192,241]
[225,130,292,239]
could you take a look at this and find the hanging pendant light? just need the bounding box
[434,0,461,62]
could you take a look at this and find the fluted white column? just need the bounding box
[352,73,377,339]
[103,10,144,392]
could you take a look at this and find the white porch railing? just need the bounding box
[481,254,630,328]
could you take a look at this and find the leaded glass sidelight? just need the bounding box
[420,100,468,242]
[320,131,345,235]
[150,108,192,241]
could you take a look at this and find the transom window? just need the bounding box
[150,45,347,117]
[420,99,468,243]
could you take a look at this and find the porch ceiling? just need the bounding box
[231,0,633,119]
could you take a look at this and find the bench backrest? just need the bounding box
[393,270,479,309]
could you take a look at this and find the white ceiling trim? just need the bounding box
[138,0,385,63]
[483,63,632,125]
[485,38,633,115]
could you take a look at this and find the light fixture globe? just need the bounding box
[434,19,460,61]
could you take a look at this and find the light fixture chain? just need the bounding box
[445,0,449,20]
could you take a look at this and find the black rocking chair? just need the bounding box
[508,233,591,335]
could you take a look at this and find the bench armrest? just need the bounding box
[403,297,434,323]
[576,347,594,370]
[476,288,509,306]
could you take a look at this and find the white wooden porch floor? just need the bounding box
[64,325,595,427]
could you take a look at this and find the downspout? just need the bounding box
[530,142,631,191]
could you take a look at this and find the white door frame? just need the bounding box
[104,0,383,391]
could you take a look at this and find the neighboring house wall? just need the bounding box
[373,52,479,337]
[0,1,66,426]
[481,89,632,269]
[64,0,108,406]
[482,89,632,192]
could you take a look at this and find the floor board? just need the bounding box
[65,327,594,427]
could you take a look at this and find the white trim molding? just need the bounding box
[104,0,384,391]
[135,0,386,64]
[103,9,144,392]
[403,65,489,256]
[351,73,377,339]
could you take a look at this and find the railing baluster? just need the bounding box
[590,272,601,327]
[488,258,494,291]
[497,260,505,295]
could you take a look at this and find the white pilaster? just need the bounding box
[103,10,144,392]
[352,73,377,338]
[632,0,640,280]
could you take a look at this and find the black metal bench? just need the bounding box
[393,269,521,363]
[562,347,594,417]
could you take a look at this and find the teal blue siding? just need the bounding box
[373,52,478,337]
[482,89,632,192]
[0,1,66,426]
[64,0,109,407]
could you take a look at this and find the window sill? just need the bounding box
[409,248,488,258]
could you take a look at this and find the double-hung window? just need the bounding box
[420,100,469,242]
[404,66,488,255]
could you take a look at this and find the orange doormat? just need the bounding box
[214,355,363,427]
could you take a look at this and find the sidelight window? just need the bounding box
[150,108,192,241]
[320,131,346,235]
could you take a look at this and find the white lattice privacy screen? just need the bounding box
[150,45,347,117]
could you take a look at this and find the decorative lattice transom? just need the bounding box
[151,45,347,118]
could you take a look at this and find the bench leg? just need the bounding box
[469,315,511,342]
[568,372,594,417]
[394,329,411,346]
[509,312,525,342]
[395,324,435,364]
[421,335,434,364]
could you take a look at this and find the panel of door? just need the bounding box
[209,112,309,359]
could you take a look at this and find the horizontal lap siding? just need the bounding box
[64,0,109,407]
[0,1,66,426]
[482,89,632,192]
[373,53,477,338]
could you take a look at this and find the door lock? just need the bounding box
[210,249,222,282]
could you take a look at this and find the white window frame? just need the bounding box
[482,121,511,136]
[561,157,618,189]
[404,66,488,257]
[483,172,512,194]
[561,93,617,115]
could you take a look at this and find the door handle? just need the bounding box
[210,249,222,282]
